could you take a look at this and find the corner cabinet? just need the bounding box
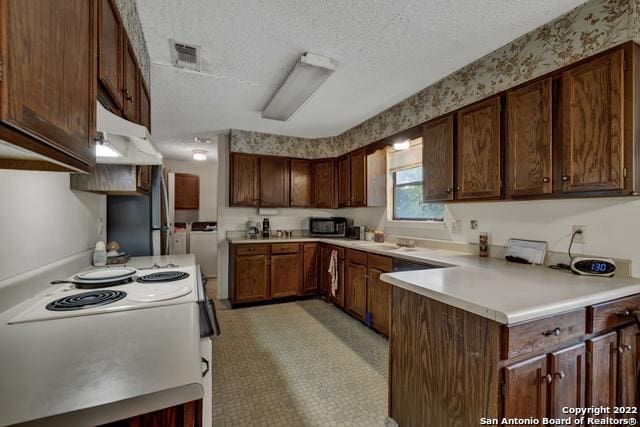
[289,159,312,207]
[0,0,97,172]
[456,97,502,200]
[313,159,337,208]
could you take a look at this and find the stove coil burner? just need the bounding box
[136,271,190,283]
[46,290,127,311]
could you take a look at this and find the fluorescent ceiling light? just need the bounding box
[96,140,123,158]
[262,52,335,121]
[393,139,411,151]
[193,149,207,161]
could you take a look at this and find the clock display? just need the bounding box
[573,259,616,276]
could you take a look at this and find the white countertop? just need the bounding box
[0,255,204,427]
[229,236,640,324]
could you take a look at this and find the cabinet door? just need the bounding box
[313,159,337,208]
[122,40,139,122]
[301,243,318,295]
[335,258,345,308]
[423,115,454,202]
[259,157,289,207]
[230,153,258,206]
[367,267,391,336]
[98,0,123,110]
[502,355,548,419]
[456,97,502,199]
[290,159,312,207]
[617,324,639,413]
[139,79,151,131]
[507,78,553,197]
[234,255,269,303]
[1,0,97,165]
[586,332,617,409]
[562,49,624,192]
[270,253,300,299]
[350,148,367,206]
[338,155,351,207]
[345,261,367,320]
[549,343,586,420]
[174,173,199,210]
[319,246,330,296]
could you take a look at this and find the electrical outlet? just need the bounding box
[572,225,586,244]
[470,220,478,230]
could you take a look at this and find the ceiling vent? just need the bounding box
[171,39,200,71]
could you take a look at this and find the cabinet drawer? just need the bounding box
[271,243,300,254]
[235,244,268,256]
[325,245,345,260]
[587,293,640,334]
[346,249,367,265]
[501,309,585,359]
[368,253,392,272]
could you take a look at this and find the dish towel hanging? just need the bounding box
[328,250,338,297]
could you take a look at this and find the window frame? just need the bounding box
[392,166,442,221]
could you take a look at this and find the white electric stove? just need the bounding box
[8,265,198,324]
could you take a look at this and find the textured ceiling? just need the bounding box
[136,0,586,160]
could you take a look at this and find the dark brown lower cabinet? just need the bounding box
[548,343,585,420]
[300,243,318,295]
[270,253,300,299]
[502,355,548,419]
[233,254,269,303]
[618,324,639,416]
[366,254,392,336]
[345,261,367,320]
[586,332,617,408]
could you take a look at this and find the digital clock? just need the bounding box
[570,257,616,277]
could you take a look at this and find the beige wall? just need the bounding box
[164,158,218,222]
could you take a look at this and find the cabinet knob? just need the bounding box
[542,177,550,183]
[445,188,452,194]
[554,371,566,380]
[543,374,553,384]
[615,310,631,316]
[618,344,632,354]
[456,186,462,191]
[561,175,570,182]
[542,327,561,337]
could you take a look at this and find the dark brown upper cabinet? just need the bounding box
[313,159,337,208]
[0,0,97,172]
[456,97,502,200]
[562,49,625,193]
[98,0,123,111]
[506,78,553,197]
[139,78,151,131]
[259,156,289,207]
[122,39,139,123]
[350,148,367,206]
[230,153,259,206]
[337,155,351,207]
[174,173,199,210]
[290,159,312,207]
[422,115,454,202]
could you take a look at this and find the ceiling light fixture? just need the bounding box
[194,137,211,144]
[192,149,207,161]
[393,139,411,151]
[262,52,336,121]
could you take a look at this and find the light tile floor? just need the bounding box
[208,285,390,426]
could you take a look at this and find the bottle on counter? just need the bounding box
[479,232,489,257]
[262,218,270,239]
[92,241,107,267]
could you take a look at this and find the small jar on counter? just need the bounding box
[479,232,489,257]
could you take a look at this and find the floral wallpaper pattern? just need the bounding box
[230,0,635,159]
[115,0,151,86]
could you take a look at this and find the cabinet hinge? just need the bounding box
[499,382,506,398]
[623,167,628,179]
[623,59,628,71]
[0,55,3,82]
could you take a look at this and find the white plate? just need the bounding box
[126,284,191,302]
[74,267,137,282]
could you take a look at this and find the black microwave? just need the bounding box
[309,217,349,237]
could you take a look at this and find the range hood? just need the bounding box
[96,102,162,165]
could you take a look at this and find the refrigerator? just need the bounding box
[106,165,165,256]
